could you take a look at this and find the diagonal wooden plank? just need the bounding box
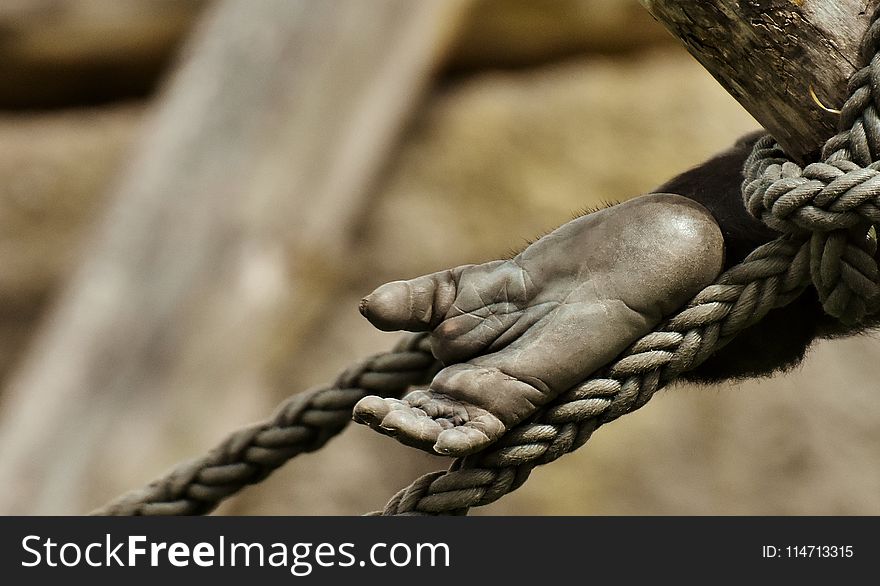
[640,0,880,160]
[0,0,468,514]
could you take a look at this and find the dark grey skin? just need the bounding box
[355,131,880,457]
[353,193,725,456]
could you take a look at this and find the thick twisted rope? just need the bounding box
[744,139,880,324]
[375,12,880,515]
[96,10,880,518]
[93,333,439,515]
[376,238,811,514]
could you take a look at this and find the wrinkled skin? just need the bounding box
[354,131,880,457]
[353,193,724,456]
[652,132,880,382]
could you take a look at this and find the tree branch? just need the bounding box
[640,0,880,161]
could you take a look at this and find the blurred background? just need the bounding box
[0,0,878,515]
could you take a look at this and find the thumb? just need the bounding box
[359,267,463,332]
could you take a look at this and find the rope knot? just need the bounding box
[736,9,880,325]
[742,137,880,325]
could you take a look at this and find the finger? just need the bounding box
[433,412,505,456]
[359,268,461,332]
[353,391,456,453]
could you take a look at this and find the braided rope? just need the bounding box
[374,12,880,515]
[93,333,439,515]
[376,238,811,514]
[95,9,880,518]
[743,139,880,324]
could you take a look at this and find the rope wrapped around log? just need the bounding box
[373,9,880,515]
[94,8,880,517]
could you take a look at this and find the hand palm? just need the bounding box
[354,194,724,456]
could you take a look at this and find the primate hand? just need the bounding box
[353,194,724,456]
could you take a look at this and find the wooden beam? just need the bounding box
[640,0,880,161]
[0,0,468,514]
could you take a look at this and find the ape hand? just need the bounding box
[352,193,724,456]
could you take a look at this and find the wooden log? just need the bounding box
[0,0,468,514]
[639,0,880,162]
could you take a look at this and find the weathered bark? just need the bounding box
[640,0,880,161]
[0,0,467,514]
